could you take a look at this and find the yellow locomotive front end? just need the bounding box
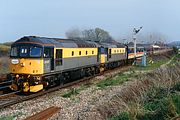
[9,43,44,92]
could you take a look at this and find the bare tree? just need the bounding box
[82,29,96,41]
[119,32,168,44]
[65,27,114,42]
[82,27,113,42]
[65,28,82,39]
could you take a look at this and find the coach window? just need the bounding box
[109,49,112,58]
[79,51,81,55]
[72,51,74,56]
[56,49,62,66]
[86,51,88,55]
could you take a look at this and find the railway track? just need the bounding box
[0,65,132,109]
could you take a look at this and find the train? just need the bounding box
[8,36,145,92]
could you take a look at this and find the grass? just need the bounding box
[96,55,174,89]
[62,88,80,98]
[96,73,131,89]
[109,84,180,120]
[62,85,88,98]
[0,57,10,74]
[0,44,10,51]
[109,112,130,120]
[0,116,14,120]
[135,59,169,71]
[169,54,180,64]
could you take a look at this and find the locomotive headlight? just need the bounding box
[16,74,19,78]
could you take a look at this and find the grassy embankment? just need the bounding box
[0,43,11,75]
[109,54,180,120]
[96,53,176,90]
[61,53,180,119]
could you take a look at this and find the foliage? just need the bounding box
[0,44,10,57]
[135,58,169,71]
[96,73,129,89]
[171,94,180,114]
[0,115,14,120]
[173,46,179,54]
[65,27,82,39]
[110,85,180,120]
[172,82,180,91]
[65,27,113,42]
[109,112,130,120]
[170,54,180,64]
[62,88,80,98]
[62,85,88,98]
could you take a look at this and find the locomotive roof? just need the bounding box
[13,36,99,48]
[12,36,125,48]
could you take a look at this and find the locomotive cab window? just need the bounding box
[20,46,28,57]
[30,47,42,57]
[10,47,18,57]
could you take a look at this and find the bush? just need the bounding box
[109,112,130,120]
[138,97,177,120]
[171,94,180,114]
[172,82,180,91]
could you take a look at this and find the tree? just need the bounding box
[82,29,96,41]
[65,28,82,39]
[65,27,113,42]
[82,27,113,42]
[119,32,168,44]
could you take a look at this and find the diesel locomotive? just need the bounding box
[9,36,144,92]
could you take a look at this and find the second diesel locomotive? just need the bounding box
[9,36,144,92]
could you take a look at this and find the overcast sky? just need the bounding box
[0,0,180,43]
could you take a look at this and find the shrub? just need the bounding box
[171,94,180,114]
[109,112,130,120]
